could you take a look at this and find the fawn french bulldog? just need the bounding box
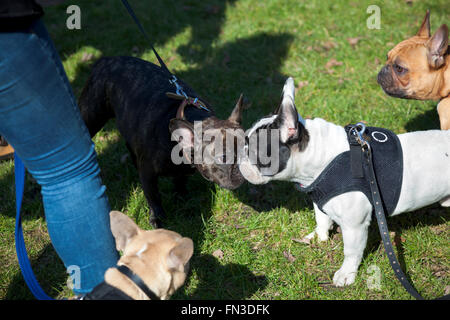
[79,56,245,227]
[377,11,450,129]
[82,211,193,300]
[239,77,450,286]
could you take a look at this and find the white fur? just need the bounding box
[245,115,277,139]
[136,244,148,258]
[240,117,450,286]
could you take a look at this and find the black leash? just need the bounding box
[120,0,210,112]
[348,123,449,300]
[120,0,170,75]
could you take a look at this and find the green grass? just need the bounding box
[1,0,449,300]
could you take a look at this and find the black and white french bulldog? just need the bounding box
[79,56,245,228]
[239,77,450,286]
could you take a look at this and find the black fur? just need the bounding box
[79,56,244,227]
[247,116,309,176]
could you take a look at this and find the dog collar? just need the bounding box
[115,265,161,300]
[81,265,160,300]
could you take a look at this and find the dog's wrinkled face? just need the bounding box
[108,211,194,300]
[239,77,309,185]
[169,96,246,190]
[377,11,449,101]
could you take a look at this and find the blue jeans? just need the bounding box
[0,20,119,295]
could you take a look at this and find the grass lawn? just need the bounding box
[0,0,448,300]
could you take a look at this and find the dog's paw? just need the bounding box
[316,230,329,242]
[304,230,329,242]
[332,268,357,287]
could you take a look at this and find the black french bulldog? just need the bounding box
[78,56,245,227]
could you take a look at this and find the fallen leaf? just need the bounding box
[291,237,311,245]
[347,37,362,48]
[212,249,224,259]
[252,241,264,252]
[322,40,337,51]
[324,58,343,74]
[297,81,309,89]
[283,250,296,263]
[433,270,446,278]
[325,58,343,69]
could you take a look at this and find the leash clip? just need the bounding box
[169,75,188,99]
[350,122,370,151]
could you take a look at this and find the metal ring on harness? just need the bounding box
[371,131,388,143]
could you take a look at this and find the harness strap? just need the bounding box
[351,123,449,300]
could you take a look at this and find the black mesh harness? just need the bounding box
[295,124,403,215]
[295,122,449,299]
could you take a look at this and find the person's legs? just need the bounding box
[0,20,119,294]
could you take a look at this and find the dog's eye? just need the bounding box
[393,63,407,75]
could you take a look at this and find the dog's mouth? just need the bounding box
[381,86,410,99]
[197,162,245,190]
[377,66,411,99]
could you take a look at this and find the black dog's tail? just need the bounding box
[78,58,115,137]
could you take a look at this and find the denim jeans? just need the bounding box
[0,19,119,294]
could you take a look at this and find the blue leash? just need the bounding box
[14,0,179,300]
[14,153,54,300]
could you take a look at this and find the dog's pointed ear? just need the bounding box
[417,10,431,37]
[169,119,195,149]
[166,237,194,272]
[276,77,299,143]
[110,211,140,252]
[228,93,244,124]
[427,24,449,69]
